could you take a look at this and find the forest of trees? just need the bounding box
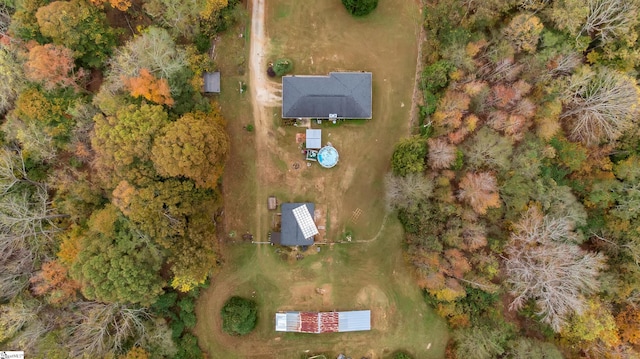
[390,0,640,357]
[0,0,240,357]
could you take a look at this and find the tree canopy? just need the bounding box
[391,137,427,176]
[70,205,165,306]
[92,103,169,187]
[151,109,229,188]
[36,0,117,67]
[221,296,257,336]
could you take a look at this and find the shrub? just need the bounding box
[221,296,257,335]
[272,58,293,76]
[180,311,197,329]
[421,60,454,93]
[422,90,438,116]
[391,137,428,176]
[266,66,276,77]
[171,320,185,339]
[392,351,415,359]
[174,333,203,359]
[341,0,378,16]
[152,292,178,316]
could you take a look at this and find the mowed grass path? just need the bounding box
[195,0,449,358]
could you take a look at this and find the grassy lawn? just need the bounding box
[195,218,449,358]
[195,0,449,357]
[215,5,257,236]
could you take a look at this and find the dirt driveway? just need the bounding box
[248,0,283,242]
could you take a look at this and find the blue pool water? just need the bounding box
[317,146,339,168]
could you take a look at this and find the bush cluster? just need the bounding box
[221,296,258,336]
[341,0,379,16]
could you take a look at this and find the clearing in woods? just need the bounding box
[195,0,449,358]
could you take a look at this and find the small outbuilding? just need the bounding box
[203,71,221,93]
[268,196,277,210]
[305,129,322,149]
[275,310,371,333]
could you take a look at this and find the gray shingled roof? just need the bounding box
[282,72,372,119]
[280,203,315,246]
[203,72,220,93]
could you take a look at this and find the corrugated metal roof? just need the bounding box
[275,312,301,332]
[274,311,371,333]
[338,310,371,332]
[282,72,372,119]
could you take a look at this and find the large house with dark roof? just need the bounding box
[282,72,372,119]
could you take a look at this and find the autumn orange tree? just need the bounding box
[151,109,229,188]
[124,69,174,106]
[24,44,85,90]
[457,172,501,215]
[30,260,80,305]
[616,306,640,345]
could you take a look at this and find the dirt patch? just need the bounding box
[314,205,327,242]
[284,283,333,310]
[310,261,322,271]
[320,283,333,306]
[287,283,317,308]
[87,69,104,94]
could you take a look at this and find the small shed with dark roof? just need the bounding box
[203,71,221,93]
[282,72,372,119]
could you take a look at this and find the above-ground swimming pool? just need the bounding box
[317,145,339,168]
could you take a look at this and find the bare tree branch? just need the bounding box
[581,0,639,44]
[561,67,640,145]
[67,302,151,358]
[505,207,607,332]
[384,172,434,211]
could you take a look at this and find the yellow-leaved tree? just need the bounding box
[89,0,131,11]
[151,109,229,188]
